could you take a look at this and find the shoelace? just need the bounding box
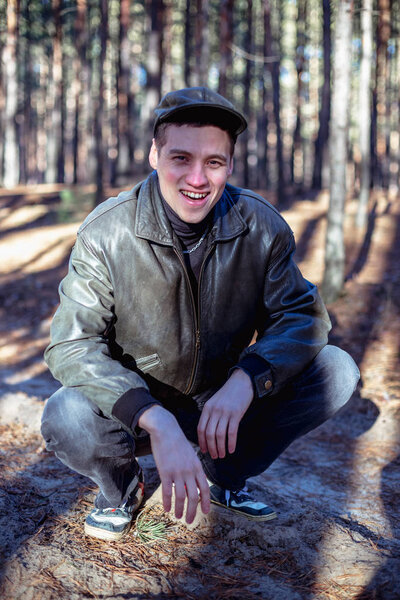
[224,486,249,504]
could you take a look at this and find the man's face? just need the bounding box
[149,124,233,224]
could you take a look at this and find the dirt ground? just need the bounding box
[0,184,399,600]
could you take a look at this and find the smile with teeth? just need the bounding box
[181,190,209,200]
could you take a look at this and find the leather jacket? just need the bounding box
[45,171,331,423]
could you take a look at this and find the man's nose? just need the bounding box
[186,163,208,187]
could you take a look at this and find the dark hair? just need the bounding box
[154,112,237,156]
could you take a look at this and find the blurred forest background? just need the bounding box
[0,0,399,298]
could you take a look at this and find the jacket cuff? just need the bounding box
[111,388,161,431]
[235,354,274,399]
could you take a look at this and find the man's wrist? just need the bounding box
[230,367,254,401]
[138,404,177,436]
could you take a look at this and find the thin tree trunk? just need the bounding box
[356,0,373,229]
[184,0,192,86]
[264,0,284,203]
[3,0,20,188]
[193,0,209,87]
[46,0,64,184]
[372,0,390,187]
[312,0,331,190]
[73,0,88,185]
[256,2,270,191]
[322,0,354,303]
[218,0,234,98]
[117,0,134,178]
[243,0,253,188]
[144,0,164,145]
[94,0,108,205]
[291,0,306,189]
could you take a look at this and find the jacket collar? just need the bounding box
[135,171,247,245]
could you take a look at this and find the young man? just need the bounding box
[41,87,359,541]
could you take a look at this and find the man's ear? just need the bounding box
[228,157,233,176]
[149,139,158,170]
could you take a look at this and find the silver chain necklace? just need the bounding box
[182,232,207,254]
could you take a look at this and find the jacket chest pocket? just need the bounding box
[136,353,161,372]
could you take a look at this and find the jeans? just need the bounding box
[41,345,359,508]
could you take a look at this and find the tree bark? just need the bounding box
[264,0,284,203]
[290,0,306,189]
[218,0,234,97]
[144,0,164,144]
[242,0,253,188]
[312,0,331,190]
[193,0,209,87]
[3,0,20,188]
[322,0,354,303]
[356,0,373,229]
[46,0,64,184]
[371,0,391,187]
[117,0,134,177]
[94,0,108,205]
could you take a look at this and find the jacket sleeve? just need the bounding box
[44,232,160,426]
[240,229,331,398]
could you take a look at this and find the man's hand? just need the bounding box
[138,405,210,524]
[197,369,253,459]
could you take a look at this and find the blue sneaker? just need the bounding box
[209,484,276,521]
[84,469,145,541]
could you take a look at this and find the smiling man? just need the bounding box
[41,87,359,541]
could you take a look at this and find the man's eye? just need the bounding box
[208,160,222,167]
[173,155,187,162]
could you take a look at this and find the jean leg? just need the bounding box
[200,345,360,490]
[41,387,139,508]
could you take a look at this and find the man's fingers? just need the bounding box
[173,481,186,519]
[205,414,221,459]
[197,410,210,454]
[184,479,199,524]
[197,472,211,515]
[162,479,173,513]
[215,417,229,458]
[227,418,239,454]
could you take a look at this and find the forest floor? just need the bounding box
[0,183,399,600]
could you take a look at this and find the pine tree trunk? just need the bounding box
[3,0,20,188]
[143,0,164,146]
[312,0,331,190]
[372,0,391,187]
[117,0,134,178]
[218,0,234,97]
[291,0,306,189]
[242,0,253,188]
[321,0,354,304]
[264,0,284,203]
[46,0,64,184]
[184,0,192,86]
[193,0,209,87]
[356,0,373,229]
[94,0,108,205]
[72,0,88,185]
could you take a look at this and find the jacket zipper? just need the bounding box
[173,244,213,395]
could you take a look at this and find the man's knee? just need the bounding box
[315,345,360,410]
[41,387,98,448]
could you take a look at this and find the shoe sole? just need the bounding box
[84,486,145,541]
[210,497,277,521]
[84,521,132,541]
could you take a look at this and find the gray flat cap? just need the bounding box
[154,87,247,138]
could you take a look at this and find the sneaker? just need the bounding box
[84,469,145,541]
[209,484,277,521]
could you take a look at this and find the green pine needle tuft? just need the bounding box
[134,510,168,543]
